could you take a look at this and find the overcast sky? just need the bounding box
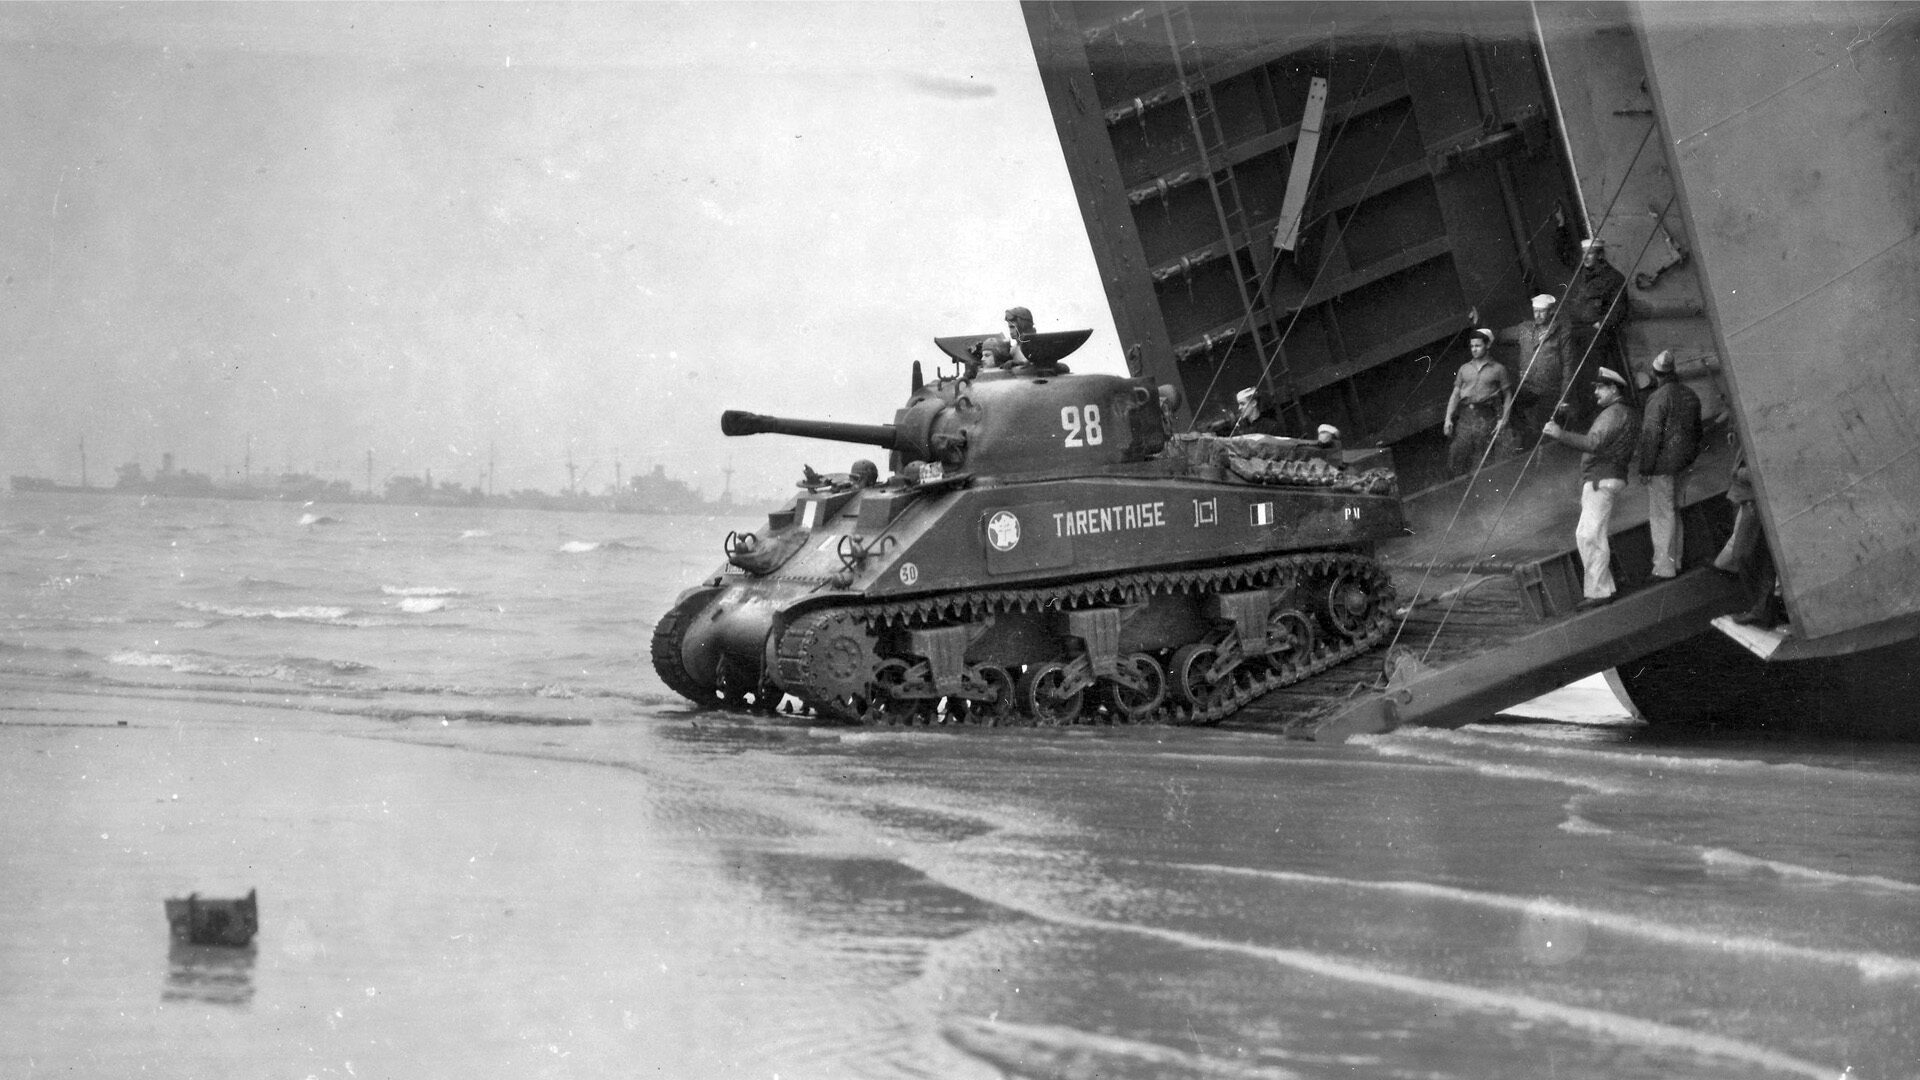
[0,1,1119,502]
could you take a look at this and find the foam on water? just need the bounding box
[1348,734,1634,795]
[1407,724,1920,785]
[906,852,1844,1080]
[1169,861,1920,982]
[178,599,353,622]
[1700,847,1920,895]
[944,1016,1309,1079]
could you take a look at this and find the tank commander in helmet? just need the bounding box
[1564,238,1630,401]
[998,305,1070,375]
[1443,327,1512,476]
[967,335,1014,378]
[1543,365,1640,610]
[1500,293,1572,445]
[1004,306,1036,366]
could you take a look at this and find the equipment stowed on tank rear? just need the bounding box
[652,327,1406,726]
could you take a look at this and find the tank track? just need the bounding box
[651,590,720,706]
[774,551,1393,727]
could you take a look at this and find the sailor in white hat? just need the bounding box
[1315,423,1342,454]
[1443,326,1512,476]
[1543,364,1641,609]
[1502,292,1573,444]
[1219,385,1283,436]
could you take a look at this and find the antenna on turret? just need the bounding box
[912,361,924,394]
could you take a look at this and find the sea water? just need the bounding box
[2,491,1916,1079]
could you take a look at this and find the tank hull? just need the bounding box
[653,401,1406,726]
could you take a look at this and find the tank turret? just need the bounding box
[723,369,1169,477]
[652,328,1404,729]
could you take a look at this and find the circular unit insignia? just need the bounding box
[985,510,1022,552]
[898,562,919,586]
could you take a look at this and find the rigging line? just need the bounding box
[1771,441,1920,531]
[1361,95,1661,445]
[1178,38,1393,431]
[1365,186,1573,443]
[1406,195,1676,665]
[1385,120,1660,655]
[1720,228,1917,345]
[1162,4,1280,417]
[1187,93,1413,432]
[1676,13,1902,149]
[1390,232,1644,660]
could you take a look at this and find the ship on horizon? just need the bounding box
[10,450,736,516]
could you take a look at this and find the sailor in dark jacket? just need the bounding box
[1212,386,1285,436]
[1563,238,1630,423]
[1635,350,1703,578]
[1544,366,1639,608]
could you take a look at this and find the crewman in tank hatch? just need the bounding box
[1003,306,1035,366]
[966,335,1013,378]
[1210,386,1284,437]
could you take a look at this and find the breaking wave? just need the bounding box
[178,600,353,623]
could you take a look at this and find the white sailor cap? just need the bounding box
[1652,349,1675,373]
[1317,424,1340,439]
[1597,366,1629,388]
[1235,386,1259,405]
[1531,293,1557,310]
[1580,237,1606,251]
[1470,327,1495,344]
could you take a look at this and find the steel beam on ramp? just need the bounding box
[1305,568,1749,742]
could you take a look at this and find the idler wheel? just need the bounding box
[1019,660,1085,725]
[713,653,779,713]
[1103,653,1166,721]
[1324,570,1377,640]
[1264,608,1315,672]
[1171,643,1221,707]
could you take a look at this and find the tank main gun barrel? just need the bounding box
[721,410,901,450]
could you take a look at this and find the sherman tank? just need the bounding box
[651,329,1406,726]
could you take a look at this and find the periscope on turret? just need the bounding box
[652,325,1403,728]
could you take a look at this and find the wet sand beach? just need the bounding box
[4,494,1918,1079]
